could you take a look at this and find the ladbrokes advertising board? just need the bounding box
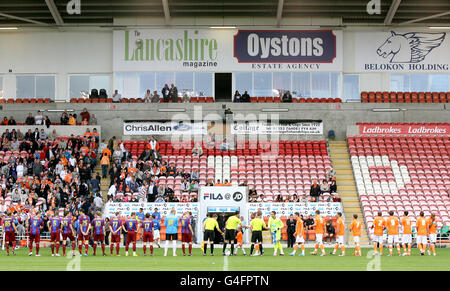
[359,124,450,135]
[113,29,342,72]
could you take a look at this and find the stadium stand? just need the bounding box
[348,128,450,232]
[361,92,450,103]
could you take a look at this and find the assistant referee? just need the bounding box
[203,213,224,256]
[250,212,267,256]
[223,211,243,256]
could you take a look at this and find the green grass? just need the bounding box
[0,246,449,271]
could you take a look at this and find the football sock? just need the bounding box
[250,244,254,255]
[188,244,192,255]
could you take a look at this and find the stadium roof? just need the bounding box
[0,0,448,27]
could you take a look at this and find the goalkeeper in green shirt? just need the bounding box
[268,211,285,256]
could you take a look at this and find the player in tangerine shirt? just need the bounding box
[386,211,401,256]
[311,210,326,256]
[427,213,438,256]
[371,211,386,255]
[331,212,346,256]
[349,214,362,256]
[400,211,413,256]
[416,211,428,256]
[289,212,305,256]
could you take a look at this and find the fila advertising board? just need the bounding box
[113,29,342,72]
[355,31,449,72]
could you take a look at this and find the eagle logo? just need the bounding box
[377,31,446,63]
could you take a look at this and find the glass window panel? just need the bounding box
[36,76,55,99]
[0,76,3,98]
[195,72,213,97]
[138,72,155,98]
[69,75,89,99]
[410,74,428,92]
[343,74,359,101]
[429,74,449,92]
[234,72,252,96]
[330,72,340,98]
[311,72,329,98]
[292,72,310,98]
[253,72,272,97]
[175,72,194,96]
[273,72,291,96]
[390,74,410,91]
[90,75,110,95]
[156,72,174,93]
[115,73,138,99]
[16,76,35,98]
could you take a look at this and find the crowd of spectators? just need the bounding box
[0,108,97,127]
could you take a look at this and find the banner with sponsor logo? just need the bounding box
[113,29,342,72]
[359,124,450,135]
[231,122,323,135]
[123,121,207,135]
[103,202,199,218]
[247,202,343,218]
[354,31,449,72]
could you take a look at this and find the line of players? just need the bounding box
[2,208,439,257]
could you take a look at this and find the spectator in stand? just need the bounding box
[80,108,90,123]
[233,90,241,102]
[191,144,203,157]
[67,114,76,125]
[169,83,178,103]
[25,113,35,125]
[320,179,330,195]
[112,90,121,103]
[310,180,321,202]
[304,215,314,230]
[181,179,190,192]
[147,136,159,153]
[144,89,152,103]
[241,91,250,102]
[190,168,199,181]
[330,178,337,193]
[100,152,109,179]
[162,84,170,102]
[60,111,69,125]
[205,179,214,186]
[35,110,43,125]
[327,167,336,181]
[89,114,97,125]
[48,129,57,140]
[39,129,47,140]
[282,91,293,103]
[8,116,16,125]
[182,93,190,103]
[1,117,8,125]
[151,91,160,103]
[44,116,51,128]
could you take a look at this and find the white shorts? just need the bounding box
[353,236,360,244]
[315,234,323,243]
[401,234,412,244]
[153,230,160,239]
[336,235,344,244]
[373,235,384,243]
[387,235,399,244]
[429,234,437,243]
[416,235,427,245]
[295,235,305,243]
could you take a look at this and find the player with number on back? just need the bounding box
[401,211,412,256]
[92,211,106,256]
[386,211,401,256]
[28,212,43,256]
[1,211,17,256]
[61,211,76,257]
[416,211,428,256]
[124,212,139,257]
[371,211,386,256]
[48,213,62,256]
[142,213,154,256]
[331,212,345,256]
[164,208,180,257]
[427,213,438,256]
[349,214,362,256]
[289,212,305,257]
[311,210,326,256]
[77,209,91,256]
[109,212,122,256]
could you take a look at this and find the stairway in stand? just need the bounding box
[328,140,370,245]
[94,140,119,200]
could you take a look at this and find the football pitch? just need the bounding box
[1,246,449,271]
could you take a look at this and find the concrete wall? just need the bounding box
[1,103,448,141]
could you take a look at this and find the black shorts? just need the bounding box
[166,233,178,241]
[225,229,236,241]
[251,231,263,243]
[204,230,215,242]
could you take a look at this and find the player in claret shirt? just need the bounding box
[77,209,91,256]
[124,212,139,256]
[180,212,193,256]
[48,213,62,256]
[2,211,17,255]
[92,211,106,256]
[109,212,123,256]
[142,213,154,256]
[61,211,76,256]
[28,212,43,256]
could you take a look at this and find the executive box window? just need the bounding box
[16,75,55,99]
[0,76,3,98]
[390,73,449,92]
[69,75,111,99]
[343,74,359,101]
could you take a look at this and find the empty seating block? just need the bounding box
[361,91,449,103]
